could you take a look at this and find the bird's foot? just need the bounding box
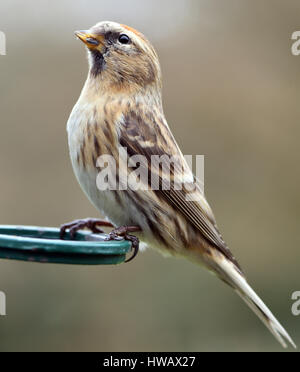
[105,225,142,263]
[60,218,114,239]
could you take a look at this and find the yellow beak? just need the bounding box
[74,30,105,50]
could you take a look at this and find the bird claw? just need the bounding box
[105,225,141,263]
[60,218,114,240]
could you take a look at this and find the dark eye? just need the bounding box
[118,34,130,44]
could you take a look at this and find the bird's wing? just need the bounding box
[118,108,241,269]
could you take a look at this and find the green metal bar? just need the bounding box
[0,225,132,265]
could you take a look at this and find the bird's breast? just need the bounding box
[66,98,132,227]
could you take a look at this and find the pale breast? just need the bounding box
[67,99,128,227]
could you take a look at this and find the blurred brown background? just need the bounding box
[0,0,299,352]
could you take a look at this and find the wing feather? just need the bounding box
[118,108,241,269]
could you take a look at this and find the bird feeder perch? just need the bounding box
[0,225,132,265]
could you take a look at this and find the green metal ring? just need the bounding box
[0,225,132,265]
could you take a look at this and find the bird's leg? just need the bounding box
[60,218,114,240]
[105,225,142,263]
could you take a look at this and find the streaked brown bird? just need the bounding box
[62,21,295,348]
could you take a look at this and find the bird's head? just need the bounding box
[75,21,162,93]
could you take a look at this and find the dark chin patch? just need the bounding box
[90,49,105,77]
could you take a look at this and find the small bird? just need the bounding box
[62,21,295,348]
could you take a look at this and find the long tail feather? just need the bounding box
[214,256,296,349]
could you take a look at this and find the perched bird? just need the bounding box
[62,21,295,348]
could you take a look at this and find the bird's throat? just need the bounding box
[90,49,105,77]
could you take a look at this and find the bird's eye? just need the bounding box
[118,34,130,44]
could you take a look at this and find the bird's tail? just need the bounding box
[211,255,296,349]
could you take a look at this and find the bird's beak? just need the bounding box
[74,30,105,50]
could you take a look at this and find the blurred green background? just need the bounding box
[0,0,299,352]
